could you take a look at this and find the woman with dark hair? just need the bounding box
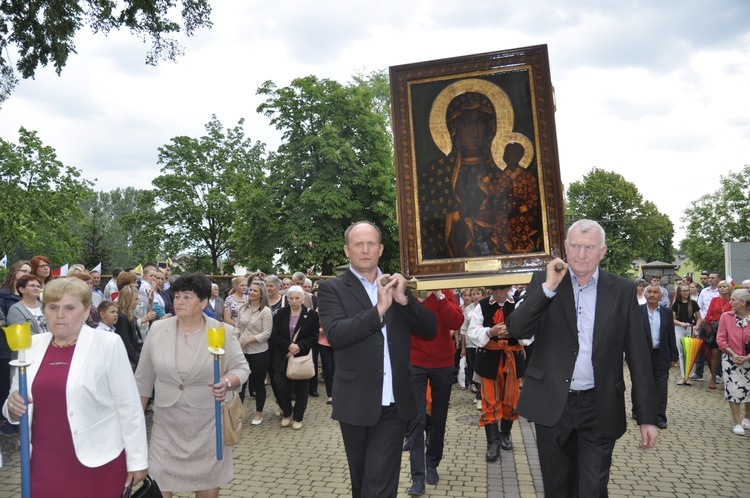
[270,285,319,430]
[0,260,30,426]
[672,284,702,385]
[236,280,273,424]
[7,274,46,334]
[135,272,249,497]
[0,260,31,317]
[30,255,52,286]
[635,278,648,305]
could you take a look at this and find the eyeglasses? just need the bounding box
[18,270,31,274]
[38,264,51,269]
[25,284,41,289]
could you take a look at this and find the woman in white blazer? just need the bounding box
[2,277,148,497]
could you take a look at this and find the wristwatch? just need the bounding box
[224,378,232,389]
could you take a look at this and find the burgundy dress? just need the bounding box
[30,344,127,497]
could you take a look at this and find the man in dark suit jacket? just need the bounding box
[638,284,679,429]
[318,221,437,498]
[507,219,659,497]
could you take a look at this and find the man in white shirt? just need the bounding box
[692,272,721,380]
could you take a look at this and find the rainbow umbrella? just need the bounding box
[680,336,704,383]
[3,322,32,498]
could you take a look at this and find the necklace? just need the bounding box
[51,338,77,348]
[178,327,203,335]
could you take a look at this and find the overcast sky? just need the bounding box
[1,0,749,244]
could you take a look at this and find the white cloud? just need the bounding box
[1,0,749,245]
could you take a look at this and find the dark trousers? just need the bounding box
[465,347,480,399]
[240,351,270,412]
[0,358,10,421]
[535,390,616,498]
[630,349,670,424]
[651,349,670,424]
[274,370,309,422]
[694,326,707,376]
[309,343,320,393]
[319,345,335,397]
[340,405,407,498]
[409,365,453,482]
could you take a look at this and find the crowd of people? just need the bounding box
[0,236,748,497]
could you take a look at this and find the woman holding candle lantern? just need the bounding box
[2,277,149,496]
[135,272,249,497]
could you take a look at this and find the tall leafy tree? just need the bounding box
[251,74,398,275]
[566,167,674,276]
[153,115,266,272]
[75,187,162,271]
[0,127,94,263]
[681,164,750,273]
[0,0,213,104]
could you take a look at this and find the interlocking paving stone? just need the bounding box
[1,365,748,496]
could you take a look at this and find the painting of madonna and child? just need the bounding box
[390,46,566,279]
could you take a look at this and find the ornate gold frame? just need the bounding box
[389,45,565,288]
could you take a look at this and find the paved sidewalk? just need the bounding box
[0,366,748,497]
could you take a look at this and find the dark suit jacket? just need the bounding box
[158,289,174,316]
[317,269,437,426]
[207,296,225,322]
[639,304,678,371]
[507,269,657,440]
[269,305,319,372]
[114,312,142,368]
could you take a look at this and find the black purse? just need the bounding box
[121,475,162,498]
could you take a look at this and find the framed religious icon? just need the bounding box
[389,45,566,289]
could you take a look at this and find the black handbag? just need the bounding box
[121,475,162,498]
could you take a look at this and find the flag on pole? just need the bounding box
[91,262,102,273]
[0,255,6,269]
[53,264,69,277]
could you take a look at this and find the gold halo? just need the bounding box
[428,78,534,170]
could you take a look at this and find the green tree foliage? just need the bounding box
[352,69,392,139]
[153,115,266,273]
[566,167,674,276]
[76,187,162,271]
[250,74,398,275]
[0,0,212,104]
[681,164,750,273]
[0,127,94,263]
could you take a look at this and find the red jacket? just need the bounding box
[411,290,465,368]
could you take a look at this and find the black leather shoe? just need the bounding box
[657,421,668,429]
[499,432,513,451]
[402,436,411,451]
[426,467,439,484]
[407,481,425,496]
[309,390,319,397]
